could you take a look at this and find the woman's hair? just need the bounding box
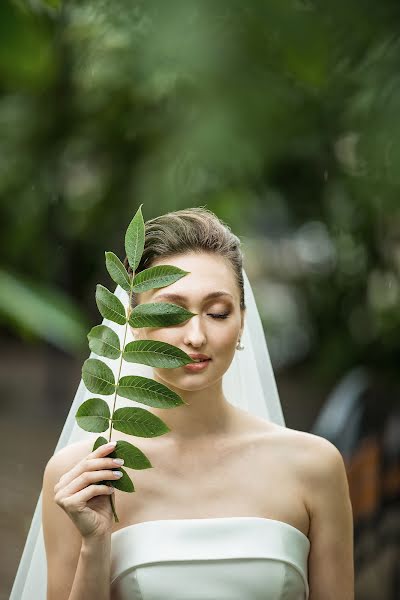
[123,207,245,310]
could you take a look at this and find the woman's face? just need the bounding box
[129,251,245,392]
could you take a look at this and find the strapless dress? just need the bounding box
[110,516,310,599]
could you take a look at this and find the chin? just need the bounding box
[155,367,223,393]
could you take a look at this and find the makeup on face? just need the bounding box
[183,360,211,373]
[152,291,234,321]
[130,255,244,385]
[153,291,234,308]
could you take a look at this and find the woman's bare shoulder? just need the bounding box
[45,437,97,476]
[265,425,349,517]
[274,423,342,459]
[264,421,337,449]
[271,426,348,503]
[297,432,348,491]
[258,422,344,475]
[284,427,343,467]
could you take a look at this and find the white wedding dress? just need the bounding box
[110,516,310,599]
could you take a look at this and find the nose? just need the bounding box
[183,314,207,348]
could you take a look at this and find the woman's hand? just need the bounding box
[53,441,124,540]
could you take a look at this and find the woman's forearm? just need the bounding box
[67,536,111,600]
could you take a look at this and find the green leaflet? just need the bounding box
[92,436,135,492]
[82,358,116,395]
[87,324,121,359]
[125,205,145,273]
[118,375,185,407]
[75,398,110,432]
[129,302,195,327]
[109,467,135,492]
[112,406,170,436]
[105,252,132,293]
[132,265,189,293]
[95,284,127,325]
[77,205,195,510]
[111,439,152,469]
[93,436,110,452]
[92,436,152,470]
[123,339,194,368]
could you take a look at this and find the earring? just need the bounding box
[236,338,244,351]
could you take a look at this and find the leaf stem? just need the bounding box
[108,484,119,522]
[108,320,128,441]
[107,285,132,521]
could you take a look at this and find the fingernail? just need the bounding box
[107,441,117,447]
[113,458,124,465]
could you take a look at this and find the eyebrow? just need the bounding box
[153,291,234,303]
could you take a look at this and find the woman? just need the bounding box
[19,208,353,599]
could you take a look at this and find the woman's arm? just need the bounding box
[42,442,112,600]
[67,536,111,600]
[305,436,354,600]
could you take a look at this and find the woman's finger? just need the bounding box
[57,468,122,498]
[58,483,115,512]
[55,441,117,490]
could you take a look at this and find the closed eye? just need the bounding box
[208,313,230,319]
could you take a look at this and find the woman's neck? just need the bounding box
[148,376,239,444]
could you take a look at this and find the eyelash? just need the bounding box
[208,313,230,319]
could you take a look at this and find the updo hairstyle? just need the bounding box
[123,207,246,310]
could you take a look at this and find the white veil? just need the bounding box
[10,269,285,599]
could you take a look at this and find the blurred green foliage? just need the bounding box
[0,0,399,379]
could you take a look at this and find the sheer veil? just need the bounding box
[10,268,285,599]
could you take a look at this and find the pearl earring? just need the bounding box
[236,338,244,350]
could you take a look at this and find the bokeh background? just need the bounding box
[1,1,399,598]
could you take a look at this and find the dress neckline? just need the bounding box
[111,515,310,545]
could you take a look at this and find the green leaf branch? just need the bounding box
[75,205,196,522]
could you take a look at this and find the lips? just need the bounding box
[188,353,211,362]
[184,358,211,372]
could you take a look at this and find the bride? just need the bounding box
[11,207,354,599]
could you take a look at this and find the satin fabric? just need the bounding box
[110,516,310,599]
